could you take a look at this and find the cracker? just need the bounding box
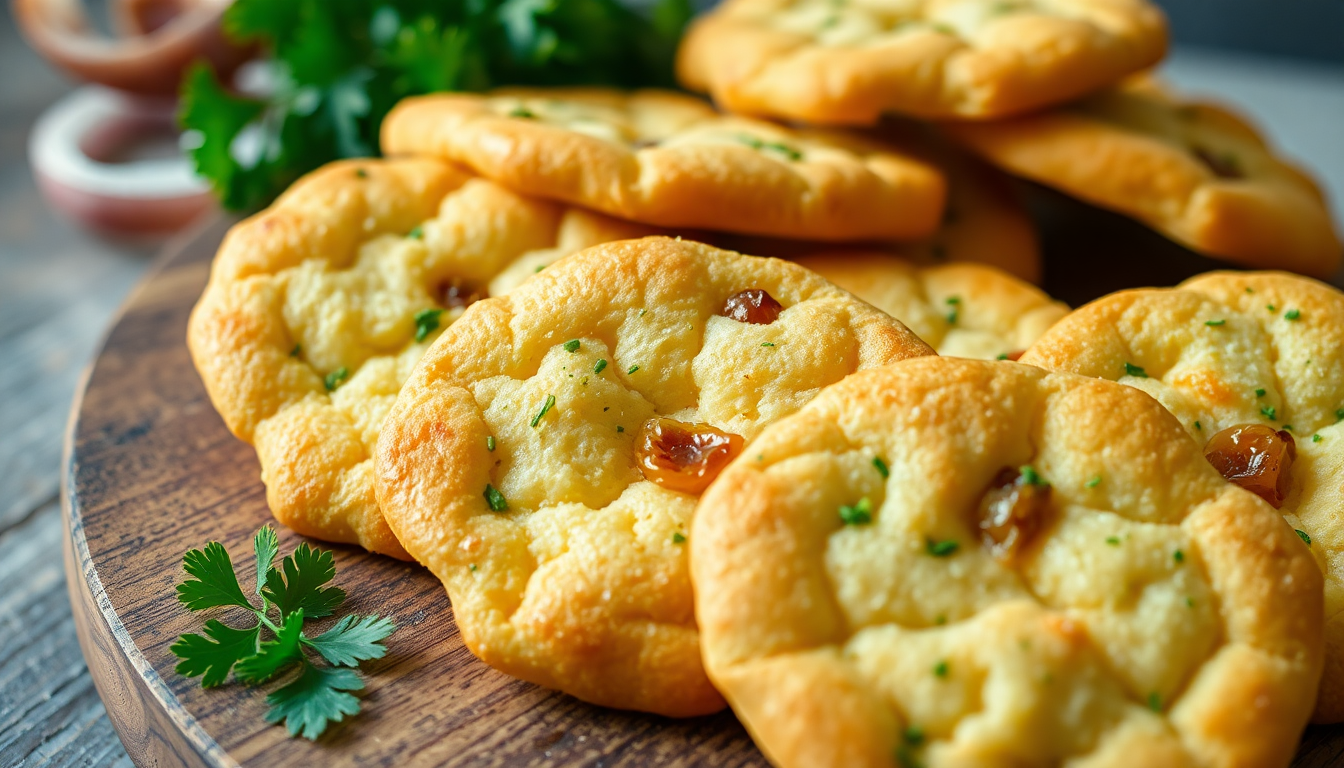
[381,88,947,241]
[374,237,933,715]
[790,256,1067,359]
[944,79,1343,277]
[188,159,651,557]
[694,356,1322,767]
[677,0,1168,123]
[1021,270,1344,721]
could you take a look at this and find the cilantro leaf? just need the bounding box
[177,542,255,611]
[254,526,280,597]
[263,543,346,619]
[304,615,396,667]
[170,620,261,688]
[265,664,364,740]
[236,609,307,684]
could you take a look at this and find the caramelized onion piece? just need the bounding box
[721,289,783,325]
[977,467,1051,563]
[1204,424,1296,508]
[635,417,744,495]
[438,278,487,309]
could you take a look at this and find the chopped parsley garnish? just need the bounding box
[616,425,625,433]
[925,538,958,557]
[534,265,545,273]
[484,484,509,511]
[873,457,890,479]
[1255,388,1266,397]
[1173,549,1185,563]
[1105,536,1120,546]
[413,308,444,342]
[839,498,873,526]
[1019,465,1047,486]
[1314,434,1323,443]
[290,343,301,357]
[1086,475,1102,488]
[672,532,686,544]
[945,296,960,324]
[531,394,557,427]
[354,168,368,178]
[563,339,581,353]
[469,564,478,572]
[903,725,924,746]
[627,365,640,374]
[1297,529,1312,546]
[760,342,775,347]
[1338,408,1344,423]
[933,660,949,678]
[593,359,608,374]
[1147,692,1162,712]
[1283,424,1294,432]
[508,106,536,119]
[1261,405,1277,421]
[1266,304,1276,312]
[1285,309,1301,321]
[1186,596,1195,608]
[169,527,395,740]
[1246,287,1254,293]
[996,353,1010,360]
[1204,319,1225,326]
[737,134,802,161]
[324,367,349,391]
[407,225,424,240]
[1123,362,1148,378]
[486,436,496,452]
[1194,421,1202,431]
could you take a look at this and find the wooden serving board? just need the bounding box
[64,205,1344,767]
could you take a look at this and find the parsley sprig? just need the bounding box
[181,0,692,210]
[170,527,396,740]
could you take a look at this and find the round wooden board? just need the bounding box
[64,205,1344,767]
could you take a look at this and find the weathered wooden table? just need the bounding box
[2,5,1343,764]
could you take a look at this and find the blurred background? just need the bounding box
[0,1,1341,765]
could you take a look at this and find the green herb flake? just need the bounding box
[508,106,536,119]
[839,497,873,526]
[1147,692,1162,712]
[534,264,545,273]
[1204,319,1225,326]
[1297,529,1312,546]
[1267,304,1277,312]
[1261,405,1277,421]
[1337,408,1344,423]
[354,168,368,178]
[1173,549,1185,564]
[1313,434,1323,443]
[1123,362,1148,378]
[469,564,478,572]
[1186,596,1195,608]
[1105,536,1120,546]
[926,538,959,557]
[996,353,1010,360]
[672,532,686,544]
[1194,420,1202,431]
[933,660,949,678]
[627,365,640,374]
[169,527,395,739]
[1255,388,1266,397]
[413,308,444,342]
[1284,424,1294,432]
[1285,309,1301,321]
[558,339,580,354]
[616,425,625,433]
[486,436,496,452]
[903,725,925,746]
[1246,286,1255,293]
[323,367,349,392]
[1086,475,1102,488]
[873,457,890,479]
[408,225,424,240]
[484,484,509,512]
[1019,465,1047,486]
[593,359,608,374]
[761,341,775,347]
[290,344,301,357]
[531,394,557,427]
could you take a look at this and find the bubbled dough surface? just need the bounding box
[380,88,947,242]
[1022,270,1344,722]
[791,255,1067,358]
[374,237,934,716]
[693,357,1322,768]
[945,79,1343,277]
[677,0,1167,123]
[186,158,654,557]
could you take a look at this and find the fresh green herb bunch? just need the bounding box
[180,0,693,211]
[169,527,396,739]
